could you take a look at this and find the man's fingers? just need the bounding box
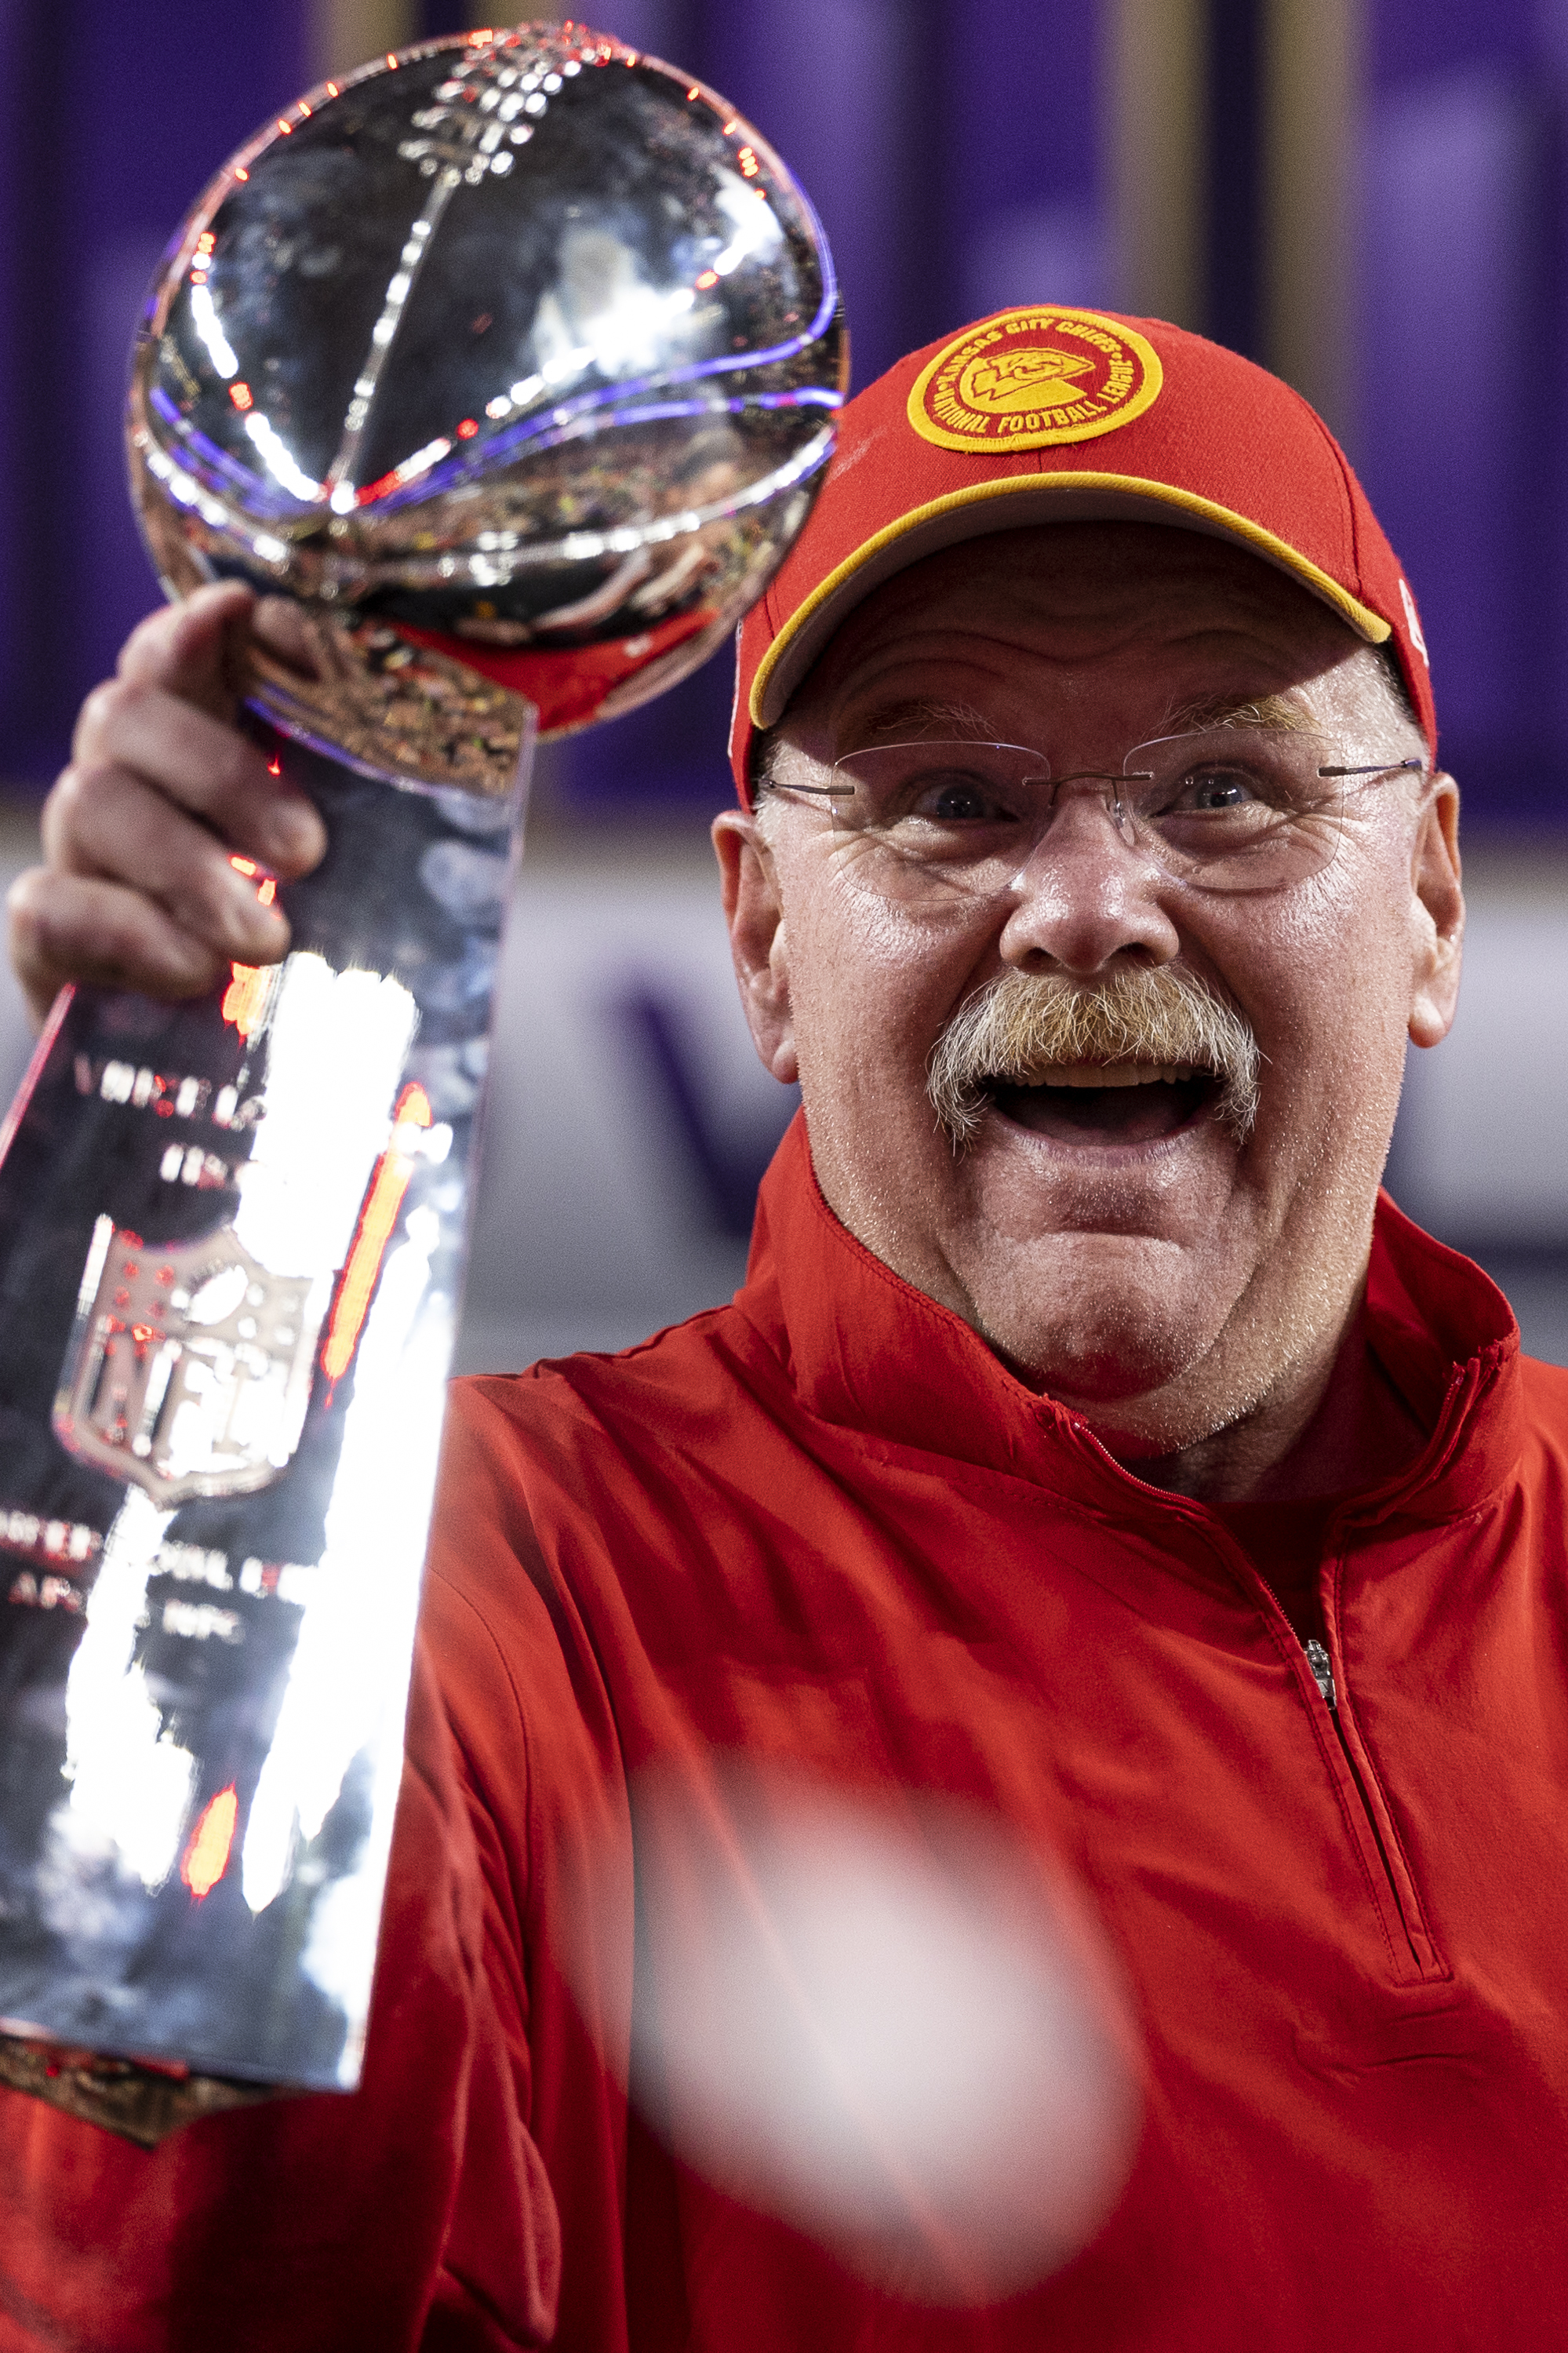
[252,596,324,681]
[24,585,328,1022]
[67,680,326,878]
[116,581,255,719]
[40,765,293,967]
[7,869,237,1029]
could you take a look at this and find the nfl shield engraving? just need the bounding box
[58,1222,326,1505]
[0,20,841,2133]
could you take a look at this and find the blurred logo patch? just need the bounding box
[1399,577,1428,665]
[909,309,1162,453]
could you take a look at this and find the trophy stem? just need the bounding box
[0,708,533,2108]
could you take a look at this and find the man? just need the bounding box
[2,309,1566,2351]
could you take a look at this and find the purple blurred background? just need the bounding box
[9,0,1557,821]
[0,0,1565,1362]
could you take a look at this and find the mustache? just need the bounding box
[926,964,1261,1150]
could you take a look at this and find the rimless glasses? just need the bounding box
[778,727,1429,906]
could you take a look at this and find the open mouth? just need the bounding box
[988,1062,1217,1146]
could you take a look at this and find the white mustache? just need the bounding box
[926,965,1261,1149]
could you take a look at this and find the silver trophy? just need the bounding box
[0,21,842,2140]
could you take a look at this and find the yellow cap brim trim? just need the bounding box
[748,471,1392,727]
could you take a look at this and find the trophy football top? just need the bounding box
[128,21,847,791]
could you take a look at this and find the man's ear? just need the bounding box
[712,809,799,1084]
[1409,775,1464,1049]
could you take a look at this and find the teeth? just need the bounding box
[1016,1062,1202,1090]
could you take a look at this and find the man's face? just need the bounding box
[715,523,1463,1460]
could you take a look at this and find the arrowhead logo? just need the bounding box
[959,345,1096,414]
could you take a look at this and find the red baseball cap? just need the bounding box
[729,306,1434,800]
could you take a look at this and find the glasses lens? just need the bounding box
[826,742,1051,906]
[1121,728,1348,892]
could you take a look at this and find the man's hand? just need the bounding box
[8,582,328,1029]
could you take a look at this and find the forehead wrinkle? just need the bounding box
[805,632,1051,755]
[824,673,1337,770]
[786,575,1389,774]
[817,605,1358,723]
[832,558,1349,674]
[795,523,1372,732]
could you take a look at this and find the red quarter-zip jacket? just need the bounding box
[5,1112,1568,2351]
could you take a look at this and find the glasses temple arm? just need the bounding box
[1316,756,1428,780]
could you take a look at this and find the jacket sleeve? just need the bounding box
[0,1570,562,2353]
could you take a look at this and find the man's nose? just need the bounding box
[995,784,1183,978]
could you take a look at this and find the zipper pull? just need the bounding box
[1304,1637,1337,1710]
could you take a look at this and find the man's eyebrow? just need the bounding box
[842,691,1318,755]
[1158,690,1317,735]
[852,693,1316,744]
[852,698,995,742]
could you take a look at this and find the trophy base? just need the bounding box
[0,2027,284,2147]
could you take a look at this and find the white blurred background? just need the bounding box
[0,800,1561,1375]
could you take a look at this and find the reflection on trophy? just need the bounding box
[0,20,842,2136]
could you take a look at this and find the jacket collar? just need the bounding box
[735,1113,1523,1528]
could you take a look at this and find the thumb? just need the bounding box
[117,579,256,723]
